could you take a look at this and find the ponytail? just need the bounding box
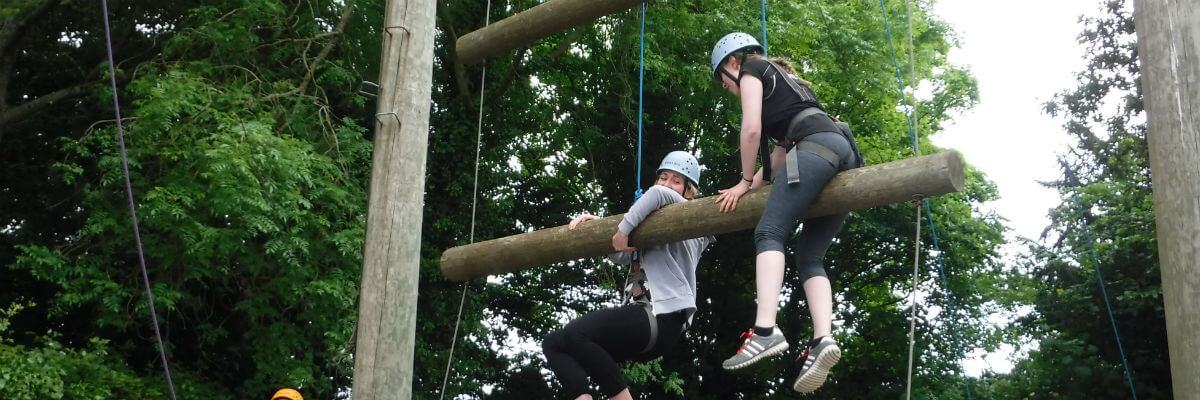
[768,57,812,87]
[743,53,813,87]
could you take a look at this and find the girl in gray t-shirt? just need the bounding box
[542,151,713,400]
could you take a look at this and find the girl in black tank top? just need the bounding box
[710,32,853,394]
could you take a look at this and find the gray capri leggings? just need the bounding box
[755,131,859,283]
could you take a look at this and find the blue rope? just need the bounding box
[878,1,971,397]
[1061,160,1139,399]
[923,197,970,398]
[760,0,769,56]
[878,0,920,154]
[634,2,646,200]
[100,0,178,398]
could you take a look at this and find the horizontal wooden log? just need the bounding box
[456,0,647,65]
[440,151,965,281]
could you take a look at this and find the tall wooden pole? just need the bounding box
[441,151,965,281]
[456,0,646,65]
[1134,0,1200,397]
[352,0,435,398]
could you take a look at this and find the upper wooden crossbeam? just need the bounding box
[456,0,648,65]
[440,151,965,281]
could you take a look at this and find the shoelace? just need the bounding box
[736,329,755,354]
[797,347,810,362]
[797,337,824,363]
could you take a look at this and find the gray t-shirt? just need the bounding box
[608,185,715,321]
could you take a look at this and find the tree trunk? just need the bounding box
[441,151,965,281]
[1134,0,1200,397]
[455,0,646,65]
[351,0,435,398]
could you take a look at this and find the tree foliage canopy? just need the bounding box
[7,0,1138,398]
[980,1,1171,398]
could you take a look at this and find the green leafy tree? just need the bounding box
[4,0,1017,398]
[984,0,1172,398]
[4,0,380,397]
[425,1,1007,399]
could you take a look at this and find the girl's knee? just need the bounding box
[543,329,566,353]
[795,261,828,283]
[754,228,788,254]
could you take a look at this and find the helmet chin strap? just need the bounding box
[720,67,741,88]
[720,52,751,88]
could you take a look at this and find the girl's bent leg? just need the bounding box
[754,250,786,328]
[543,304,650,398]
[544,329,592,397]
[753,149,840,329]
[794,212,847,339]
[802,276,833,338]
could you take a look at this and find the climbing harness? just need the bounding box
[622,252,660,353]
[757,68,865,185]
[623,253,652,305]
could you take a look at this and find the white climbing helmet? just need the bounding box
[710,32,764,82]
[656,151,701,186]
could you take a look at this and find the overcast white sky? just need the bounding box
[930,0,1099,375]
[932,0,1095,241]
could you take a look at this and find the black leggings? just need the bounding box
[755,131,858,283]
[542,303,686,398]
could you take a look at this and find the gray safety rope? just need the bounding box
[99,1,178,398]
[905,196,923,400]
[439,2,491,399]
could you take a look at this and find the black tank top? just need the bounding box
[738,58,838,143]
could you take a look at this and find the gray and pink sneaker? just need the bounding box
[792,335,841,393]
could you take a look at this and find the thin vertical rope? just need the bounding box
[760,0,769,56]
[634,2,647,200]
[879,0,919,154]
[905,197,923,400]
[903,3,921,397]
[905,0,918,151]
[468,5,491,245]
[880,1,970,397]
[925,197,971,399]
[99,1,177,398]
[1061,160,1139,400]
[439,2,491,399]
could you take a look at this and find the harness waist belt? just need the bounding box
[784,107,838,146]
[639,301,658,353]
[781,108,841,183]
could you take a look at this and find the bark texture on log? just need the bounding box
[456,0,646,65]
[441,151,964,281]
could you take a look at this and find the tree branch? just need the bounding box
[0,0,65,113]
[482,28,579,109]
[436,0,474,108]
[263,0,356,102]
[0,79,102,131]
[0,0,63,57]
[484,47,526,108]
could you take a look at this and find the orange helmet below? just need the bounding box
[271,388,303,400]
